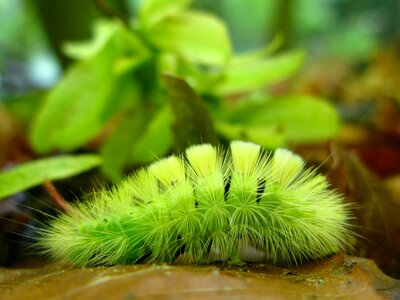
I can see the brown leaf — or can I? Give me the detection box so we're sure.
[163,75,219,152]
[1,255,399,299]
[329,147,400,278]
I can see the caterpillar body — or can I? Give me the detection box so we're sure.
[38,141,354,267]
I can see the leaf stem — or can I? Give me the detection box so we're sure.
[43,179,71,213]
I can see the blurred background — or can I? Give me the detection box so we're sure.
[1,0,399,98]
[1,0,400,278]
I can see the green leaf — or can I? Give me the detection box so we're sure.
[230,34,284,65]
[145,12,231,66]
[100,107,148,181]
[216,122,286,149]
[158,54,225,94]
[251,96,340,143]
[0,154,101,199]
[30,52,118,152]
[63,19,119,60]
[216,50,304,95]
[163,75,218,151]
[139,0,192,28]
[131,105,174,163]
[30,28,150,153]
[225,95,340,145]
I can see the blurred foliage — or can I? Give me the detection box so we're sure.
[1,0,397,98]
[2,0,398,197]
[0,0,60,96]
[208,0,396,59]
[1,0,342,196]
[1,0,398,200]
[0,154,101,199]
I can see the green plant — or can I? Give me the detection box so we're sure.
[29,0,338,177]
[1,0,340,199]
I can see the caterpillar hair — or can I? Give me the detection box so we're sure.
[37,141,354,267]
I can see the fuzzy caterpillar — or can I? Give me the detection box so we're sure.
[38,141,354,267]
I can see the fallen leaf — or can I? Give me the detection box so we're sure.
[329,147,400,278]
[0,255,398,299]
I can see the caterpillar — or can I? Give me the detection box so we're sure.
[37,141,354,267]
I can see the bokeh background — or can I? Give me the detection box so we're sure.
[1,0,399,98]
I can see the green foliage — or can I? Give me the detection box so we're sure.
[293,0,380,60]
[30,26,150,153]
[215,49,304,95]
[216,95,340,147]
[245,96,340,143]
[0,155,101,199]
[139,0,192,28]
[145,12,231,66]
[100,107,147,181]
[62,20,120,60]
[4,0,342,191]
[130,105,174,164]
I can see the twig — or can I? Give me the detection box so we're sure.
[43,179,71,213]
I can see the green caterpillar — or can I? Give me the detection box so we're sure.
[38,141,354,266]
